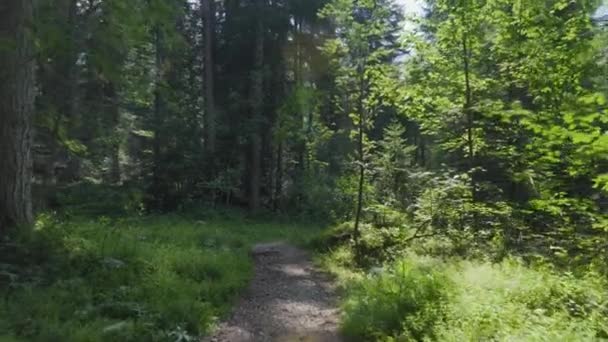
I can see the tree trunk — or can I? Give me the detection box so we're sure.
[105,82,122,184]
[462,36,474,167]
[0,0,36,231]
[274,141,283,211]
[152,26,165,209]
[461,2,476,199]
[353,73,366,253]
[249,2,264,212]
[64,0,82,182]
[462,34,476,198]
[202,0,216,154]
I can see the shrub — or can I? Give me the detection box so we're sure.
[313,221,410,266]
[412,173,515,259]
[311,221,355,251]
[0,211,319,341]
[435,259,608,341]
[341,257,452,341]
[336,254,608,341]
[54,182,145,217]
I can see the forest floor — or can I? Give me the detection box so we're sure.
[206,242,342,342]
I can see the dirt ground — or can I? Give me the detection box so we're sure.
[205,242,342,342]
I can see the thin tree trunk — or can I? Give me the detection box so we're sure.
[419,134,427,167]
[462,36,474,168]
[354,153,364,250]
[249,2,264,211]
[106,82,121,184]
[0,0,35,231]
[461,1,476,198]
[462,34,476,198]
[152,26,165,209]
[64,0,82,181]
[294,17,306,181]
[274,141,283,211]
[353,73,366,253]
[202,0,216,154]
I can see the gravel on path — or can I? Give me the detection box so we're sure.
[205,242,342,342]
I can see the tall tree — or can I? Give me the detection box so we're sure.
[249,0,265,211]
[321,0,402,249]
[202,0,216,154]
[0,0,36,230]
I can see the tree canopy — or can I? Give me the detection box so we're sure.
[0,0,607,339]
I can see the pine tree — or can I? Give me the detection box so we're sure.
[321,0,402,251]
[0,0,36,230]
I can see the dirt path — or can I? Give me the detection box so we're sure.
[206,242,342,342]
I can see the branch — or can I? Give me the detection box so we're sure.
[403,221,439,244]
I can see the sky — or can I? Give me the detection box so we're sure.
[395,0,425,16]
[594,4,608,19]
[395,0,608,20]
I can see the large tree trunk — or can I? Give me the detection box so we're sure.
[202,0,216,154]
[0,0,36,231]
[249,2,264,212]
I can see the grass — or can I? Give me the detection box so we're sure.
[0,209,323,341]
[319,243,608,341]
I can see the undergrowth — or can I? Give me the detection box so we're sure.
[318,225,608,341]
[0,208,321,341]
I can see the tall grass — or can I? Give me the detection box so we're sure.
[322,248,608,341]
[0,211,322,341]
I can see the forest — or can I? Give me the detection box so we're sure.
[1,0,608,341]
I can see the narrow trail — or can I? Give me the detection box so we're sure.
[206,242,342,342]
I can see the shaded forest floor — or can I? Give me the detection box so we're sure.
[0,207,325,342]
[207,242,341,342]
[2,182,606,341]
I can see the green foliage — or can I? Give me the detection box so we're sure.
[323,247,608,341]
[0,211,322,341]
[313,221,406,266]
[342,257,452,341]
[412,173,515,258]
[54,182,145,217]
[372,122,421,211]
[16,0,608,339]
[399,0,608,271]
[434,259,608,341]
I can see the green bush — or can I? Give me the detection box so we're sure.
[54,182,145,217]
[0,211,320,341]
[313,221,410,266]
[435,259,608,341]
[357,224,409,266]
[342,257,452,341]
[334,253,608,341]
[412,173,515,259]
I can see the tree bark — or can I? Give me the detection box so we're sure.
[152,26,165,209]
[462,37,474,169]
[0,0,36,231]
[461,1,476,198]
[353,72,366,253]
[294,16,306,179]
[274,141,283,211]
[64,0,82,182]
[105,82,121,184]
[249,1,264,212]
[202,0,216,154]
